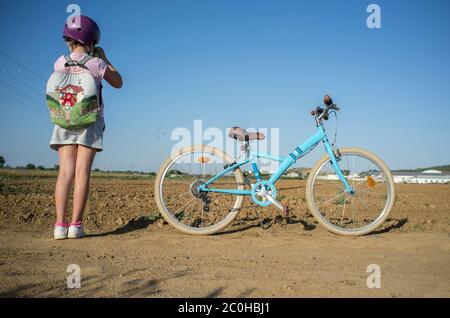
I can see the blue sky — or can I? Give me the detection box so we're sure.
[0,0,449,171]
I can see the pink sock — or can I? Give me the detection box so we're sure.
[55,222,69,227]
[70,221,83,227]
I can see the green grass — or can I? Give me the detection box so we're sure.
[0,176,24,194]
[147,214,162,222]
[335,193,347,205]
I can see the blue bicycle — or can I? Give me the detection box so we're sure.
[155,95,395,235]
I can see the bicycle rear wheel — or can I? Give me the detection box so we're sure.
[306,148,395,236]
[154,145,245,235]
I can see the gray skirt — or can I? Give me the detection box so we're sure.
[50,117,105,152]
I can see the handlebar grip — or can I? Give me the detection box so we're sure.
[311,107,324,116]
[324,95,333,107]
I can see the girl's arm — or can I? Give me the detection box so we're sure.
[94,47,123,89]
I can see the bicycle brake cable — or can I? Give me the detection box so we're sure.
[330,110,338,147]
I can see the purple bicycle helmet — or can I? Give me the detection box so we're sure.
[63,15,101,45]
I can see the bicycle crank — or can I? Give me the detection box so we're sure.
[265,194,290,217]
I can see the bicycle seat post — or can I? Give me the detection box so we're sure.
[241,140,251,160]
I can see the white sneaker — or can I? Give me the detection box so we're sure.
[68,224,85,239]
[54,225,68,240]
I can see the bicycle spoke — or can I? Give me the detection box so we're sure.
[351,197,356,227]
[355,182,384,195]
[173,197,196,219]
[340,197,347,227]
[316,190,347,207]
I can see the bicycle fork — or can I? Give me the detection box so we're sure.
[323,138,354,194]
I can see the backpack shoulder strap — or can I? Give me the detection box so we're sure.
[79,55,93,66]
[78,55,92,65]
[64,55,76,67]
[63,55,93,67]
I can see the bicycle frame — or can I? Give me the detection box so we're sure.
[198,124,354,195]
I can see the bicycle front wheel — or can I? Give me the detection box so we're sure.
[154,145,245,235]
[306,147,395,236]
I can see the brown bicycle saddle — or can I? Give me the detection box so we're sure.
[228,127,266,142]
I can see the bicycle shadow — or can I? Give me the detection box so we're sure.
[217,211,408,236]
[370,217,408,235]
[85,215,158,238]
[217,214,317,236]
[83,212,405,238]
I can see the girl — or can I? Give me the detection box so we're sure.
[51,15,122,239]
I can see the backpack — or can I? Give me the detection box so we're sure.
[46,55,101,129]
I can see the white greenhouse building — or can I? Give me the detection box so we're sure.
[392,170,450,184]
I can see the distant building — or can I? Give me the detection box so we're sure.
[285,167,310,179]
[392,170,450,184]
[316,174,339,181]
[297,168,311,178]
[422,170,442,174]
[314,170,449,184]
[393,172,417,184]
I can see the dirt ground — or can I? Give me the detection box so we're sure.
[0,172,449,297]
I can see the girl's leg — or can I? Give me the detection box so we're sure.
[55,145,78,224]
[71,145,97,223]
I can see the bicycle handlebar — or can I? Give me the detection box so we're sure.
[311,95,339,120]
